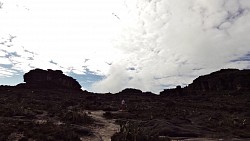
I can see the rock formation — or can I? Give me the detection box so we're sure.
[160,69,250,95]
[17,69,81,90]
[118,88,143,95]
[160,85,183,96]
[188,69,250,92]
[117,88,156,96]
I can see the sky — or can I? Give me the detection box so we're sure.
[0,0,250,93]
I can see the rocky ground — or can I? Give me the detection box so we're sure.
[84,110,119,141]
[0,68,250,141]
[0,86,250,141]
[110,92,250,141]
[0,87,93,141]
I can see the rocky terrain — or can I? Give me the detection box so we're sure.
[0,68,249,141]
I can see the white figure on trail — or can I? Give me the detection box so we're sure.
[120,99,127,111]
[122,99,125,105]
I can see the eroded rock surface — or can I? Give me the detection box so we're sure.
[160,69,250,95]
[188,69,250,91]
[18,69,81,90]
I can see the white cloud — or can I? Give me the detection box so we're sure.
[0,51,6,57]
[0,67,16,77]
[92,0,250,93]
[0,0,250,93]
[0,57,12,64]
[0,0,124,75]
[92,64,130,92]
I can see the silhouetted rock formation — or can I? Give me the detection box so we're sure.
[118,88,143,95]
[160,69,250,96]
[17,69,81,90]
[188,69,250,92]
[117,88,156,96]
[160,85,183,96]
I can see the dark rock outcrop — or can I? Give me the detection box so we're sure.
[17,69,81,90]
[118,88,143,95]
[160,69,250,96]
[160,85,183,96]
[112,119,202,141]
[117,88,156,96]
[188,69,250,92]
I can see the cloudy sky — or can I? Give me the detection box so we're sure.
[0,0,250,93]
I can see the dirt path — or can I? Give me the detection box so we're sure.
[81,110,119,141]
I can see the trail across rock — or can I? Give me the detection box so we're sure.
[81,111,119,141]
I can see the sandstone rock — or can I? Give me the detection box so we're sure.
[18,69,81,90]
[188,69,250,92]
[160,85,183,96]
[118,88,143,95]
[112,119,201,141]
[160,69,250,96]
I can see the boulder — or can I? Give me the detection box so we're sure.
[112,119,201,141]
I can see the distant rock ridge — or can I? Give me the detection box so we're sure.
[188,69,250,91]
[17,69,81,90]
[118,88,142,95]
[117,88,155,96]
[160,69,250,95]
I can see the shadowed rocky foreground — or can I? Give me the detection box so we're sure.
[0,68,250,141]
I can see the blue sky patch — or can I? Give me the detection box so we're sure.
[68,69,105,91]
[231,53,250,62]
[0,71,23,86]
